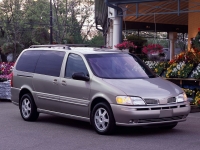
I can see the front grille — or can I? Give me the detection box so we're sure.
[144,99,159,105]
[167,97,176,103]
[136,105,179,111]
[138,115,184,123]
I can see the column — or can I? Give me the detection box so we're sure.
[108,7,122,50]
[109,24,113,48]
[169,32,177,60]
[112,17,121,50]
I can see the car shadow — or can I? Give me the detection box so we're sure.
[37,114,93,131]
[37,114,183,136]
[114,126,182,136]
[0,99,11,102]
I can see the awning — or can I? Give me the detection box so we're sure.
[95,0,200,33]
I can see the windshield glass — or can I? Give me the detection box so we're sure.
[86,53,156,79]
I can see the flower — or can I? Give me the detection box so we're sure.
[0,62,14,81]
[142,44,163,54]
[115,41,136,50]
[191,64,200,79]
[177,63,194,78]
[165,61,185,78]
[195,91,200,106]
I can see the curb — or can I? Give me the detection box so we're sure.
[190,105,200,113]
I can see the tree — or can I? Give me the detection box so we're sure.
[86,32,104,47]
[0,0,26,60]
[0,0,96,61]
[0,0,51,57]
[53,0,95,43]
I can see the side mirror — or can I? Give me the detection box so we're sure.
[72,72,90,81]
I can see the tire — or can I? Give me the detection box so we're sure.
[91,102,116,135]
[159,122,178,130]
[20,93,39,121]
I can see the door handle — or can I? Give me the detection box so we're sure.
[61,80,67,86]
[53,79,58,85]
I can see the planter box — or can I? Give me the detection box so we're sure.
[0,80,11,100]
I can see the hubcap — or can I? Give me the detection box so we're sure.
[21,98,31,118]
[94,108,109,131]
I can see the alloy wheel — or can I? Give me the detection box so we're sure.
[94,108,109,131]
[21,98,31,119]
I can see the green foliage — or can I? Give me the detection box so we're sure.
[126,34,145,41]
[86,33,104,47]
[195,91,200,106]
[0,0,95,57]
[193,31,200,51]
[154,62,168,76]
[177,63,194,78]
[32,27,50,45]
[1,42,24,54]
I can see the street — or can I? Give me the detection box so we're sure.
[1,100,200,150]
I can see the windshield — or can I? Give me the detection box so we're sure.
[86,53,156,79]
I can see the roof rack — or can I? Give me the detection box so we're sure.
[29,44,89,49]
[29,44,72,50]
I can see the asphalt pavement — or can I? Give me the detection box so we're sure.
[1,100,200,150]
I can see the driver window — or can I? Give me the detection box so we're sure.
[65,53,89,78]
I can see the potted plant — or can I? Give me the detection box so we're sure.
[115,41,137,53]
[142,44,163,60]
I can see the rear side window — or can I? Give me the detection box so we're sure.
[16,50,41,72]
[35,51,65,77]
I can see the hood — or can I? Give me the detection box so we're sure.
[103,77,182,99]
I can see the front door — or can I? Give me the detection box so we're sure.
[59,53,90,118]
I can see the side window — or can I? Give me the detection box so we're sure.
[16,50,41,72]
[35,51,65,77]
[65,53,89,78]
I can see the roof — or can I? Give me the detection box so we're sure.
[122,0,189,25]
[95,0,200,33]
[26,45,123,55]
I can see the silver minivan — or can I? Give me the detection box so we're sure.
[11,45,190,135]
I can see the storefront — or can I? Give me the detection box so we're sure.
[95,0,200,58]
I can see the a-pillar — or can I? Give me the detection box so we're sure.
[169,32,177,60]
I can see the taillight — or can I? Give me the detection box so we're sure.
[10,72,13,87]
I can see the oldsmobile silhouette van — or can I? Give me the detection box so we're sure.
[11,45,190,135]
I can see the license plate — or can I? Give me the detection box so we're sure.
[159,109,173,117]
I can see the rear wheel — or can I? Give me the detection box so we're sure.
[91,102,116,135]
[159,122,178,129]
[20,93,39,121]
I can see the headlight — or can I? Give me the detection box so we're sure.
[116,96,145,105]
[176,93,187,102]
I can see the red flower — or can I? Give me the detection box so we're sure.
[198,100,200,105]
[115,41,136,50]
[142,44,163,54]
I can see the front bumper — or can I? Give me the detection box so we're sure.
[111,102,190,126]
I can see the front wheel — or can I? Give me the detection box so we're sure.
[91,102,116,135]
[20,93,39,121]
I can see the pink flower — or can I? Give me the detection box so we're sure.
[142,44,163,54]
[115,41,136,50]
